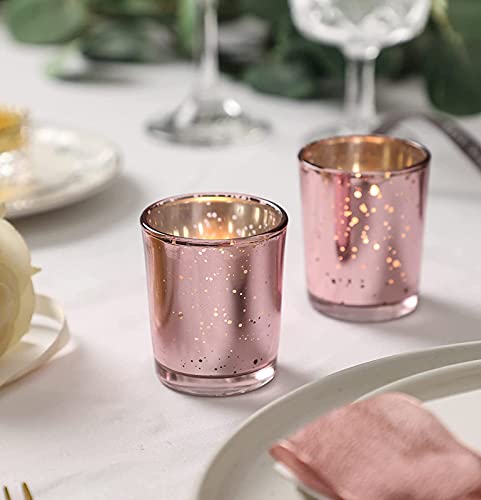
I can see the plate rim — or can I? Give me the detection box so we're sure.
[5,123,122,219]
[194,340,481,500]
[364,358,481,401]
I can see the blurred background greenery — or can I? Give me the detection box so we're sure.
[2,0,481,116]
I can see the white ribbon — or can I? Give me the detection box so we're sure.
[0,294,70,388]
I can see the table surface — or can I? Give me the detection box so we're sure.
[2,27,481,500]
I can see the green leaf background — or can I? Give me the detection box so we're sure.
[4,0,481,115]
[6,0,88,43]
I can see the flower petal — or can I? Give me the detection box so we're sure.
[0,263,20,356]
[8,280,35,348]
[0,218,34,289]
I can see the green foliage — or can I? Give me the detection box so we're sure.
[81,18,173,63]
[4,0,481,115]
[424,0,481,115]
[244,60,323,99]
[6,0,88,44]
[239,0,289,26]
[89,0,176,19]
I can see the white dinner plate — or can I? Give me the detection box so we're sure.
[195,341,481,500]
[3,124,121,219]
[365,359,481,451]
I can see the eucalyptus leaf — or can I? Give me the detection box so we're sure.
[243,60,323,99]
[397,30,433,78]
[377,45,406,79]
[424,34,481,115]
[446,0,480,39]
[218,0,243,20]
[282,32,344,79]
[239,0,289,27]
[89,0,176,20]
[425,0,481,115]
[81,18,173,62]
[239,12,343,99]
[6,0,88,44]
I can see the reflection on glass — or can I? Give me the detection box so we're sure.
[147,0,269,147]
[289,0,431,136]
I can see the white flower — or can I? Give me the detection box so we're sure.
[0,205,37,357]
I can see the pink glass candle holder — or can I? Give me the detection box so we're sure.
[299,135,430,322]
[141,193,288,396]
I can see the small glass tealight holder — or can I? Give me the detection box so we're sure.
[299,135,430,322]
[141,193,288,396]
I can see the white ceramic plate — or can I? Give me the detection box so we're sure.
[195,342,481,500]
[365,359,481,451]
[3,124,121,219]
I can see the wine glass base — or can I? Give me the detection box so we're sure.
[147,95,270,147]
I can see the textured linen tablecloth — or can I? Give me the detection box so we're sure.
[1,27,481,500]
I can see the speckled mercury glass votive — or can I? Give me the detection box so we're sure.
[141,193,288,396]
[299,135,430,322]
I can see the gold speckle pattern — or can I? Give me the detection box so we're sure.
[299,135,430,317]
[141,193,288,382]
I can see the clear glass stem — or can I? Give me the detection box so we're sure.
[343,55,378,132]
[196,0,220,97]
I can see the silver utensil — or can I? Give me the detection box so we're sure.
[375,111,481,174]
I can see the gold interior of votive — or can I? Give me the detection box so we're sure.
[0,106,28,153]
[300,135,430,174]
[142,195,287,242]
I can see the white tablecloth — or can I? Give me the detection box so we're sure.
[2,27,481,500]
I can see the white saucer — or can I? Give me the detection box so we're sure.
[3,124,121,219]
[195,342,481,500]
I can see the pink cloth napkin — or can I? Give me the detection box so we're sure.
[270,392,481,500]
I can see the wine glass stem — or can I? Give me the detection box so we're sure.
[343,56,377,132]
[196,0,220,97]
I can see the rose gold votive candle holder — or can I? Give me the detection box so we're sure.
[141,193,288,396]
[299,135,430,322]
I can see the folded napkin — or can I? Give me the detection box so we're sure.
[270,392,481,500]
